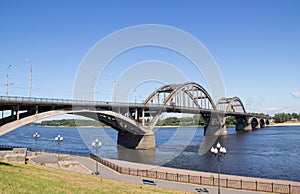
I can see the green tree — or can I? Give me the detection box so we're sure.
[225,116,236,126]
[291,112,298,119]
[193,115,205,126]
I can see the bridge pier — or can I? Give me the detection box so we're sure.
[236,122,252,131]
[236,116,252,131]
[203,114,227,136]
[255,120,261,129]
[236,116,269,131]
[117,132,156,150]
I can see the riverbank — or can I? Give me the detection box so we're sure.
[106,158,300,186]
[269,121,300,127]
[30,152,300,193]
[3,150,299,193]
[3,125,299,183]
[0,158,182,194]
[26,152,277,193]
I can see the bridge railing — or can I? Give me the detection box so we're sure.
[0,95,204,110]
[0,96,109,106]
[91,154,300,194]
[0,96,268,119]
[0,95,160,107]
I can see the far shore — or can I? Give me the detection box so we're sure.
[269,121,300,127]
[31,125,107,128]
[30,122,300,128]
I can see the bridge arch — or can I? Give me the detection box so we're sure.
[259,118,266,128]
[144,82,216,110]
[216,97,246,113]
[0,109,149,137]
[250,117,259,129]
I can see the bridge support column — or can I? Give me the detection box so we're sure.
[142,109,145,127]
[261,119,267,128]
[16,105,20,120]
[236,117,252,131]
[220,117,227,135]
[203,114,227,136]
[254,118,261,129]
[135,109,138,121]
[117,132,156,150]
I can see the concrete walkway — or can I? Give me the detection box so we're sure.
[78,157,266,193]
[29,152,265,194]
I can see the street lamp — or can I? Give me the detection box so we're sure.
[6,64,12,96]
[33,132,40,155]
[110,73,117,102]
[55,134,63,161]
[92,138,102,175]
[211,142,227,194]
[26,59,33,98]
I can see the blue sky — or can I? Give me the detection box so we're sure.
[1,0,300,115]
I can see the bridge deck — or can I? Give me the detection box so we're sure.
[0,96,263,118]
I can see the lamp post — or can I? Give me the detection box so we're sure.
[92,138,102,175]
[110,73,117,102]
[26,59,32,98]
[211,142,227,194]
[55,134,63,161]
[6,64,12,96]
[33,132,40,155]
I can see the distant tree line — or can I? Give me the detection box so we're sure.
[225,116,236,126]
[33,119,106,127]
[32,112,300,127]
[156,115,205,126]
[273,113,300,123]
[249,112,270,118]
[156,115,238,127]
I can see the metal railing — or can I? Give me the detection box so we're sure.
[0,95,169,108]
[91,154,300,194]
[0,95,128,106]
[0,96,267,119]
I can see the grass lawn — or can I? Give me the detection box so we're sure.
[0,160,186,194]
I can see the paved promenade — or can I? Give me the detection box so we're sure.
[107,158,300,186]
[28,152,268,194]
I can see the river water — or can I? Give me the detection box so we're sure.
[0,125,299,182]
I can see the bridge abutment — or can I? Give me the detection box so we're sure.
[117,132,156,150]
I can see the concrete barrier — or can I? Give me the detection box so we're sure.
[58,161,80,168]
[4,148,27,164]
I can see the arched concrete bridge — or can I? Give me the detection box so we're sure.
[216,97,269,131]
[0,82,269,150]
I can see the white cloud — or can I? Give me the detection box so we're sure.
[261,107,283,112]
[292,91,300,98]
[257,107,283,116]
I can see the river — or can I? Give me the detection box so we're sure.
[0,125,299,182]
